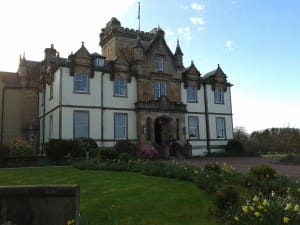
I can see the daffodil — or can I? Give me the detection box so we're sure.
[258,204,264,210]
[294,204,299,211]
[254,211,261,217]
[252,196,259,202]
[234,216,239,222]
[283,216,290,224]
[242,205,249,214]
[285,203,292,210]
[263,199,269,207]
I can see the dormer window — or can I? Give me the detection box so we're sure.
[214,87,224,104]
[156,56,164,72]
[94,57,104,68]
[187,87,197,102]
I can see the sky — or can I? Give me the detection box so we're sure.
[0,0,299,134]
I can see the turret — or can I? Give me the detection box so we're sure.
[174,40,184,70]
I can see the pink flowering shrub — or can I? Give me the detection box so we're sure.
[140,145,158,160]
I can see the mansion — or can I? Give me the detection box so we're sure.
[0,17,233,156]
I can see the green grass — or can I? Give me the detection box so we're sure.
[0,166,220,225]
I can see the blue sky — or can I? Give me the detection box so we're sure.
[0,0,299,133]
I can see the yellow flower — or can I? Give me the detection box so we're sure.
[242,205,249,214]
[294,204,299,211]
[234,216,239,222]
[249,206,255,211]
[252,196,259,202]
[285,203,292,210]
[71,219,75,224]
[194,170,198,174]
[258,204,264,210]
[263,199,269,207]
[283,216,290,224]
[254,211,261,217]
[67,220,72,225]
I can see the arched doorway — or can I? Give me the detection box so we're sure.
[154,116,173,146]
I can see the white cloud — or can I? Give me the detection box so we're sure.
[165,28,174,36]
[190,17,205,25]
[226,40,235,52]
[178,27,192,41]
[191,2,205,11]
[180,5,189,10]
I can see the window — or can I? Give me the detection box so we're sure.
[154,81,166,99]
[187,87,197,102]
[214,88,224,104]
[114,113,127,139]
[156,56,164,72]
[49,115,53,139]
[74,111,89,138]
[49,83,53,99]
[114,78,127,96]
[216,117,226,139]
[74,73,89,93]
[94,58,104,67]
[188,116,199,139]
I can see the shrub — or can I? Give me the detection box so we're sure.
[245,164,278,194]
[0,143,10,161]
[99,147,118,161]
[118,152,132,162]
[10,138,32,162]
[203,162,221,174]
[248,164,277,180]
[114,140,138,158]
[45,139,72,164]
[71,138,98,159]
[215,185,240,212]
[225,139,245,154]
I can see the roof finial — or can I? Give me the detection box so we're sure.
[138,1,141,32]
[81,41,84,47]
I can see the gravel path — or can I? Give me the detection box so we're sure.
[180,157,300,179]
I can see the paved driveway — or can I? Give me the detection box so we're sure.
[182,157,300,179]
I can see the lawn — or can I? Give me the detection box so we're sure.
[0,166,220,225]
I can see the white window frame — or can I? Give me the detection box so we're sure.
[216,117,226,139]
[74,111,89,138]
[214,87,224,104]
[154,81,167,99]
[114,113,128,140]
[94,58,104,67]
[114,78,127,97]
[74,73,89,93]
[188,116,199,139]
[156,56,164,72]
[187,87,197,102]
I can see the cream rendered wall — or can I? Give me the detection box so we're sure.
[45,69,60,113]
[102,110,137,147]
[206,85,232,114]
[102,74,137,108]
[61,107,101,140]
[181,83,206,113]
[43,109,60,143]
[61,68,101,107]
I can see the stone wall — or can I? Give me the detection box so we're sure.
[0,185,80,225]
